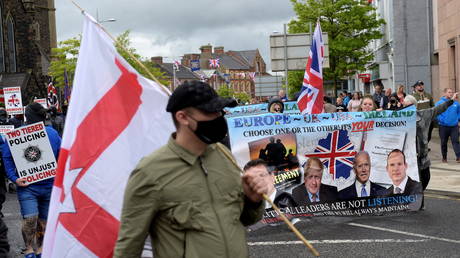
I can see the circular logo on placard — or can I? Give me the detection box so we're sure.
[24,146,42,162]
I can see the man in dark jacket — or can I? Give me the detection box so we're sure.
[339,151,385,200]
[384,149,422,196]
[412,80,435,142]
[48,106,65,137]
[372,83,388,109]
[403,93,457,190]
[292,157,337,205]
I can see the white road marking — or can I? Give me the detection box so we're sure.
[349,222,460,244]
[247,239,428,246]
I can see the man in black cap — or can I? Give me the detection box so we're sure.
[115,80,269,258]
[413,81,434,110]
[413,80,435,142]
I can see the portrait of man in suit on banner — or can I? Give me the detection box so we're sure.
[292,157,338,205]
[384,149,422,196]
[338,151,386,200]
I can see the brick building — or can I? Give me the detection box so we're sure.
[432,0,460,100]
[181,44,268,98]
[0,0,56,106]
[150,56,199,90]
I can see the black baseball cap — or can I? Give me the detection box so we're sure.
[413,80,424,87]
[166,80,237,113]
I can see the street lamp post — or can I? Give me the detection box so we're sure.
[99,18,116,23]
[96,9,116,24]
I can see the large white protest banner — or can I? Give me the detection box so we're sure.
[5,121,57,184]
[3,86,23,115]
[227,107,422,223]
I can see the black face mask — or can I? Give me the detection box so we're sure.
[188,115,228,144]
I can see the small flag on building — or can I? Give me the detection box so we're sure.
[209,58,220,68]
[248,72,256,81]
[190,60,200,71]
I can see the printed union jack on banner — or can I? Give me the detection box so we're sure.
[297,21,324,114]
[209,58,220,68]
[305,130,357,180]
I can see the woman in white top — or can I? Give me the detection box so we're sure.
[347,92,362,112]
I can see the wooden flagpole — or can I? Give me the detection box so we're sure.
[69,1,319,256]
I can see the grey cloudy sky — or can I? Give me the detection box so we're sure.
[55,0,296,69]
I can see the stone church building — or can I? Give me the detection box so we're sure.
[0,0,56,106]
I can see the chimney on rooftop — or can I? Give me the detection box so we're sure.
[200,44,212,55]
[214,46,224,55]
[150,56,163,64]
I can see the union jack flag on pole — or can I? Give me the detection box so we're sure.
[297,21,324,114]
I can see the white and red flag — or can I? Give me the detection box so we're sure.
[297,21,324,114]
[43,13,174,257]
[173,60,181,71]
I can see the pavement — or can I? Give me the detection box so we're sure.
[426,127,460,194]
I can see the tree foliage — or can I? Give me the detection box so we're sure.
[48,37,80,87]
[216,85,250,105]
[286,70,304,99]
[48,31,168,89]
[234,92,250,104]
[216,84,234,98]
[288,0,385,95]
[115,31,168,85]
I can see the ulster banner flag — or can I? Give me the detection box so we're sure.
[42,13,174,257]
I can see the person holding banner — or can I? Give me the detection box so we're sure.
[292,157,338,205]
[243,159,295,209]
[338,151,385,199]
[1,102,61,258]
[115,81,267,258]
[403,93,457,192]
